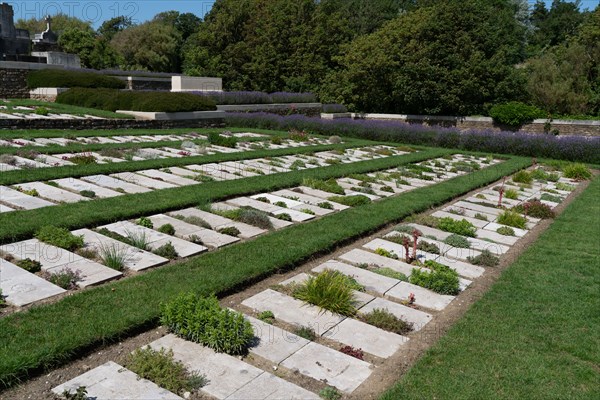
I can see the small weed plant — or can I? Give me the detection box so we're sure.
[468,250,500,267]
[361,308,413,334]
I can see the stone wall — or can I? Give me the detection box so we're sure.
[219,103,322,117]
[0,118,225,130]
[0,67,29,98]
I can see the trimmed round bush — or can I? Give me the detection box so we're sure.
[160,293,254,355]
[57,88,217,113]
[489,102,545,127]
[27,69,126,89]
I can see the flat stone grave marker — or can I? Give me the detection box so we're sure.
[53,178,122,198]
[15,182,88,204]
[272,189,349,211]
[474,228,520,245]
[147,214,239,248]
[136,169,198,186]
[312,260,399,295]
[484,222,528,237]
[280,273,374,308]
[0,259,65,306]
[386,281,455,311]
[111,172,178,190]
[73,229,169,271]
[338,248,415,276]
[83,175,152,194]
[431,211,490,228]
[359,297,432,332]
[244,315,310,364]
[0,186,56,210]
[52,361,182,400]
[168,208,265,239]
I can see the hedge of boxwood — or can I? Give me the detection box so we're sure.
[27,69,126,89]
[57,88,218,113]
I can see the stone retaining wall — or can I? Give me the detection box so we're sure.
[0,67,29,98]
[0,118,225,130]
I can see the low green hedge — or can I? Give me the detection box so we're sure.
[489,102,546,127]
[56,88,218,113]
[27,69,126,89]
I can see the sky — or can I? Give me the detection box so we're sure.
[5,0,599,28]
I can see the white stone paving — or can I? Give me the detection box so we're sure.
[148,214,239,248]
[386,281,455,311]
[82,175,152,194]
[0,185,55,210]
[0,259,65,306]
[15,182,88,204]
[169,208,266,239]
[52,178,123,198]
[111,172,178,190]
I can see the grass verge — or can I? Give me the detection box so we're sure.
[0,156,530,388]
[380,176,600,400]
[0,149,441,243]
[0,99,133,119]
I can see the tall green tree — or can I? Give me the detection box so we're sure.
[98,16,134,41]
[15,14,91,35]
[58,27,118,69]
[528,0,587,54]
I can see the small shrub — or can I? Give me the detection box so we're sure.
[275,213,292,221]
[274,201,288,208]
[531,168,560,182]
[468,249,500,267]
[317,202,334,210]
[42,267,82,290]
[302,178,345,195]
[79,190,96,198]
[512,170,533,184]
[208,132,237,148]
[556,182,575,191]
[319,386,342,400]
[256,197,270,203]
[438,218,477,237]
[35,226,84,251]
[35,107,49,116]
[361,308,413,335]
[329,135,343,143]
[489,102,544,127]
[175,215,211,229]
[62,386,88,400]
[514,200,555,219]
[410,261,460,295]
[339,345,364,360]
[373,267,408,281]
[28,69,125,89]
[153,242,179,259]
[497,210,527,229]
[293,270,359,316]
[288,129,310,142]
[417,240,440,254]
[98,243,128,271]
[137,217,153,228]
[375,248,399,260]
[294,326,316,341]
[504,188,519,200]
[16,258,42,273]
[161,293,254,355]
[380,185,395,193]
[217,226,241,237]
[562,163,592,180]
[322,104,348,113]
[540,193,562,203]
[444,234,471,249]
[257,310,275,324]
[158,223,176,236]
[327,195,371,207]
[300,208,316,215]
[67,154,97,165]
[497,226,516,236]
[126,347,206,395]
[474,213,489,221]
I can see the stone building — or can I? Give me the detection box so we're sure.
[0,3,30,56]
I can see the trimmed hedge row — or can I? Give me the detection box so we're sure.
[225,113,600,164]
[27,69,126,89]
[57,88,218,113]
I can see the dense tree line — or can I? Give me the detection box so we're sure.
[16,0,599,116]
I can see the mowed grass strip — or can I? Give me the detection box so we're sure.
[381,176,600,400]
[0,157,530,388]
[0,149,442,243]
[0,138,374,186]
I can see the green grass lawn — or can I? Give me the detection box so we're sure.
[381,175,600,400]
[0,157,530,389]
[2,99,134,119]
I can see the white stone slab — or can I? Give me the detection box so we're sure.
[250,193,304,209]
[431,211,489,228]
[53,178,123,198]
[44,258,123,288]
[281,342,373,394]
[82,175,152,194]
[0,259,65,306]
[475,228,520,245]
[0,185,55,210]
[1,239,82,269]
[386,281,455,311]
[111,172,178,190]
[280,273,374,308]
[443,206,497,223]
[242,289,344,336]
[312,260,399,295]
[226,197,282,213]
[244,315,310,365]
[359,297,432,331]
[339,249,415,276]
[453,200,503,216]
[148,214,239,248]
[15,182,88,203]
[0,204,14,213]
[73,229,169,272]
[101,221,207,258]
[136,169,198,186]
[226,371,320,400]
[169,208,266,239]
[484,222,528,237]
[147,334,262,400]
[324,317,408,358]
[52,361,182,400]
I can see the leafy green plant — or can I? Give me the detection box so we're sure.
[302,178,345,195]
[293,326,316,341]
[474,213,489,221]
[444,234,471,249]
[275,213,292,221]
[327,195,371,207]
[555,182,575,191]
[373,268,408,281]
[361,308,413,334]
[504,188,519,200]
[256,197,270,203]
[562,163,592,180]
[270,136,283,145]
[496,226,516,236]
[512,170,533,184]
[42,268,82,290]
[257,310,275,324]
[158,224,176,236]
[153,242,179,260]
[339,345,364,360]
[293,270,359,316]
[410,261,460,295]
[319,386,342,400]
[375,248,399,260]
[540,193,562,203]
[16,258,42,273]
[300,208,316,215]
[98,243,128,271]
[531,168,560,182]
[438,218,477,237]
[218,227,241,237]
[497,210,527,229]
[160,293,254,355]
[62,386,88,400]
[79,190,96,199]
[137,217,153,229]
[489,102,544,127]
[468,250,500,267]
[417,240,440,254]
[126,347,207,395]
[35,226,84,251]
[217,207,274,230]
[513,200,555,219]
